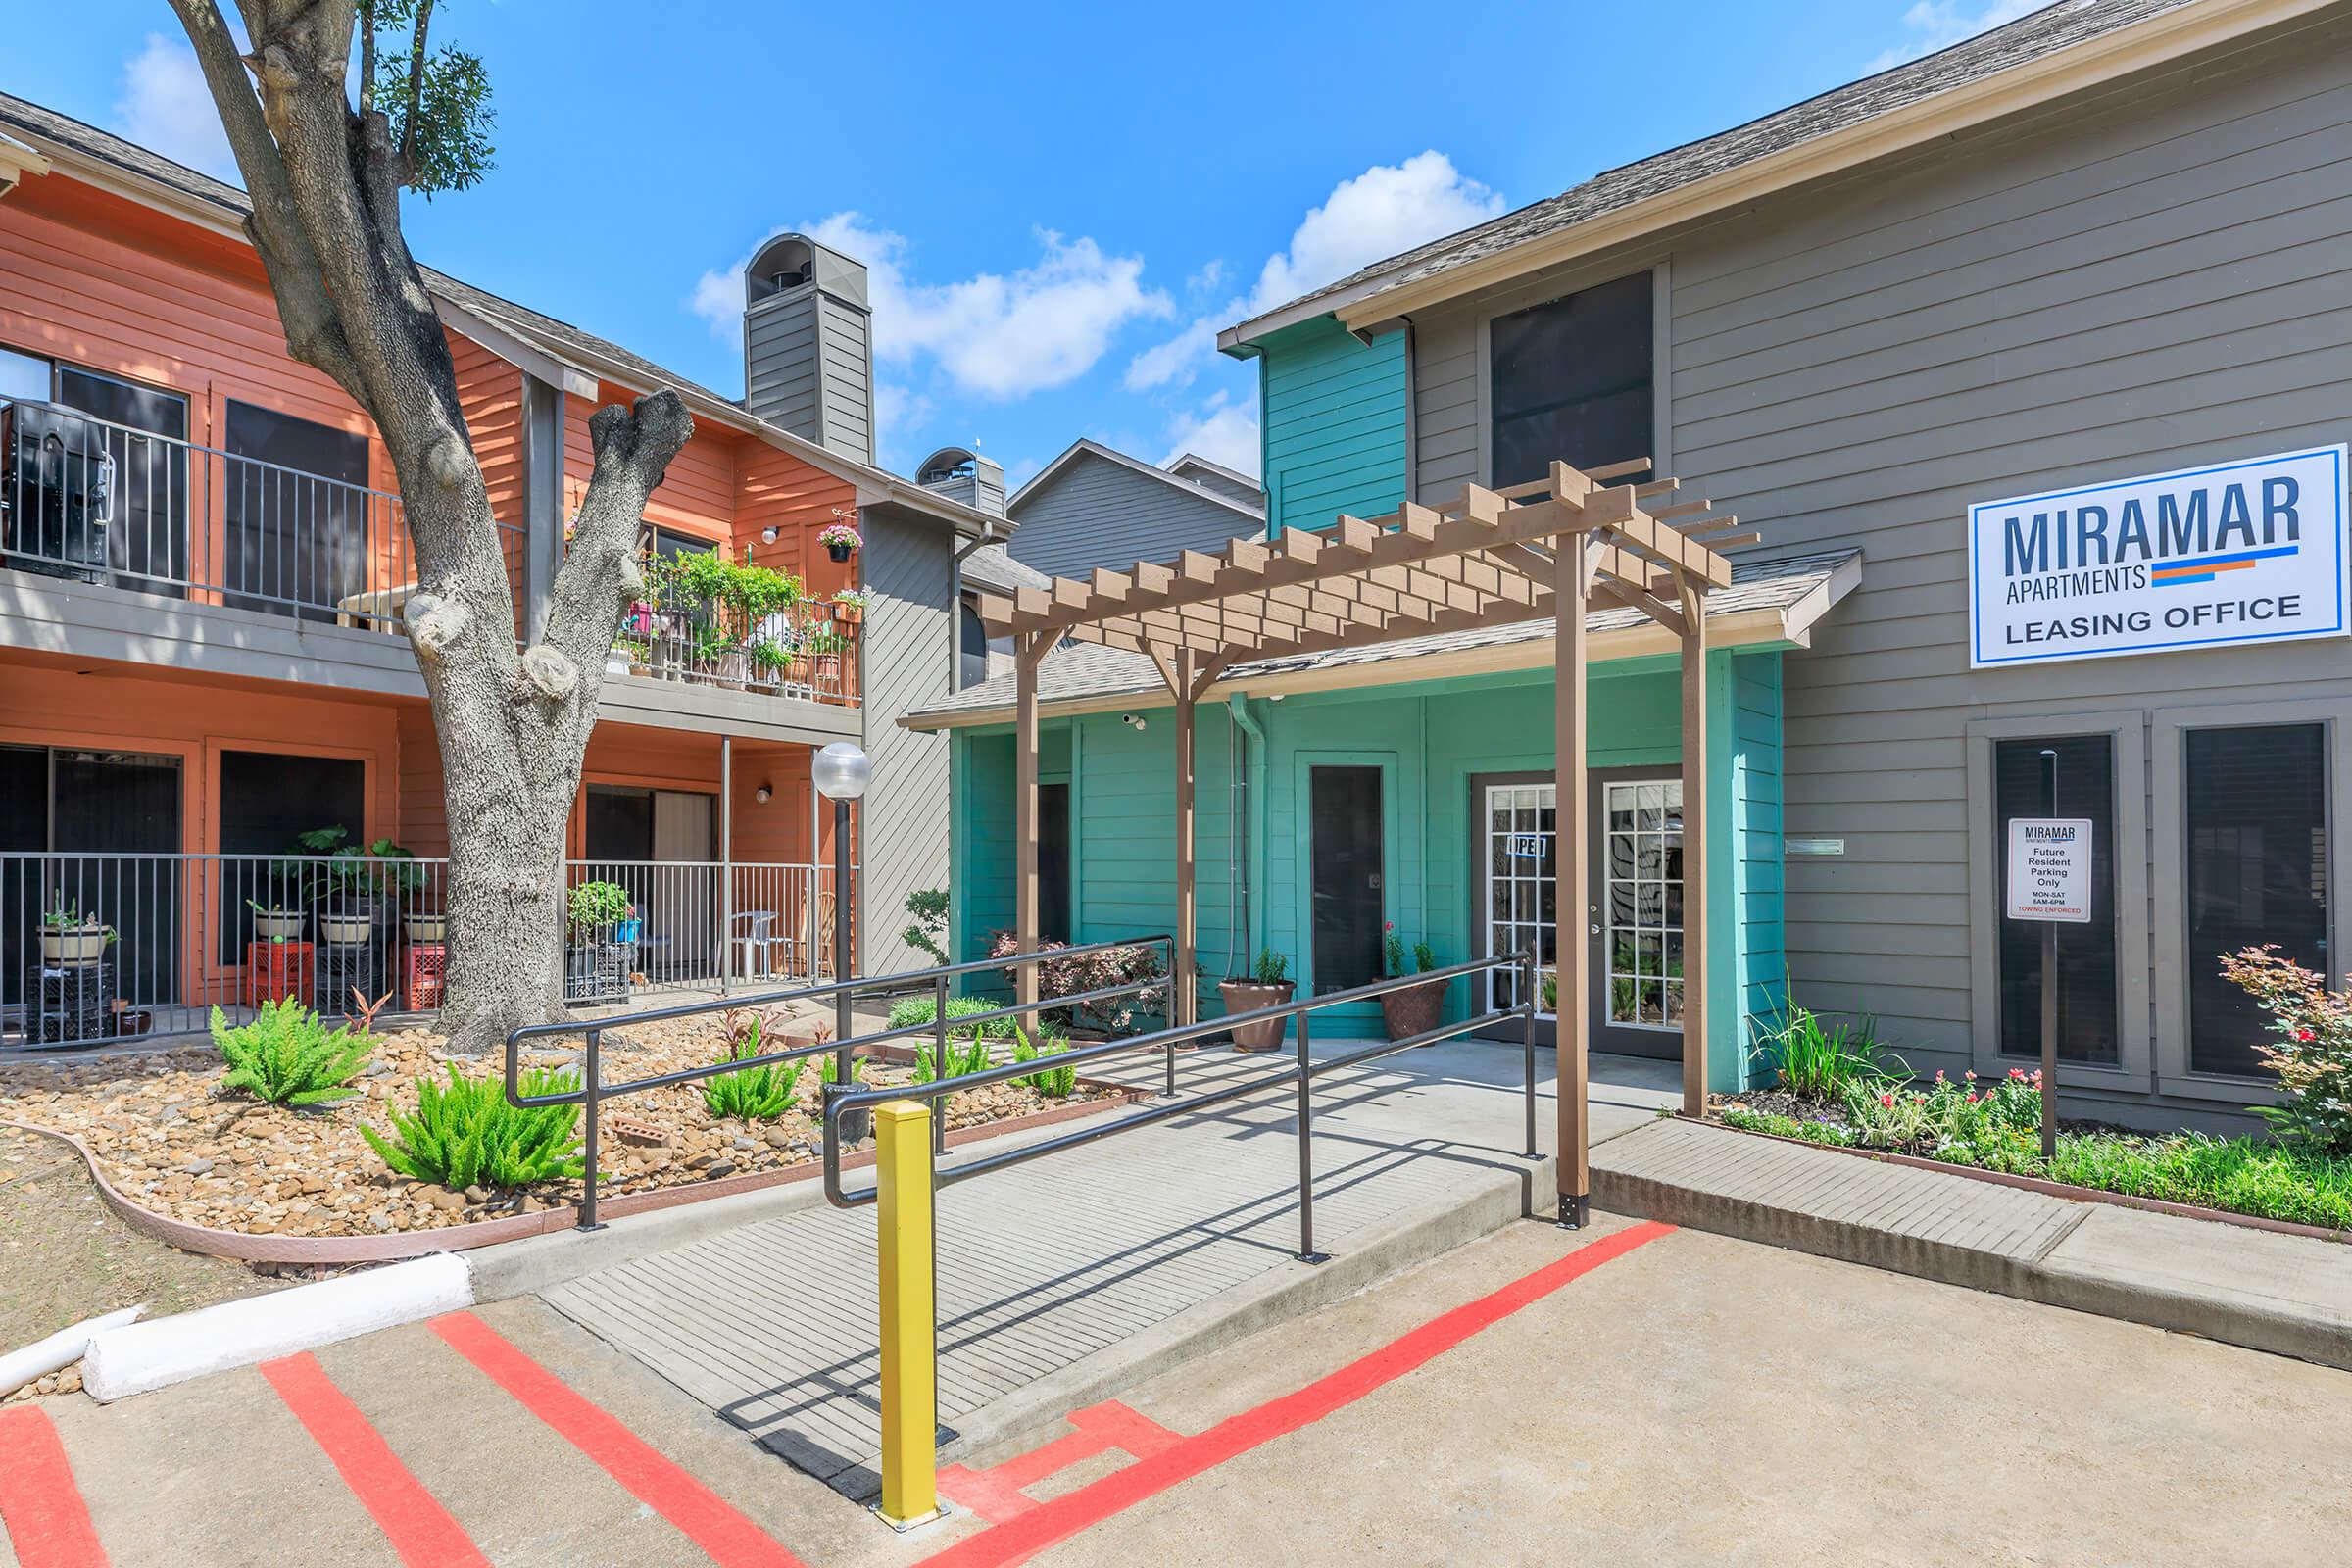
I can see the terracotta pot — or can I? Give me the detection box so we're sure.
[1218,980,1295,1051]
[1378,976,1446,1042]
[833,605,863,625]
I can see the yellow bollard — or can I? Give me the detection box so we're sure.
[874,1100,940,1527]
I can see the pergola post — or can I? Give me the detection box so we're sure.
[1678,573,1708,1117]
[1014,632,1043,1010]
[1170,650,1199,1030]
[1553,533,1592,1229]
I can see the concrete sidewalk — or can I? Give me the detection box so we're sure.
[529,1037,1657,1496]
[1595,1114,2352,1369]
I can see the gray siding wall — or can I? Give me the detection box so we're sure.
[1408,19,2352,1121]
[746,286,873,466]
[860,509,954,974]
[1007,453,1260,577]
[1180,467,1263,508]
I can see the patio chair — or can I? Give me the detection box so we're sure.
[730,910,797,981]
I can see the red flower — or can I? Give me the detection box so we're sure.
[1880,1093,1895,1108]
[2294,1028,2317,1043]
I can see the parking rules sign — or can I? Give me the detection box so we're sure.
[1969,445,2349,667]
[2006,818,2093,923]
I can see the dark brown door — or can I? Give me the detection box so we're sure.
[1309,766,1383,995]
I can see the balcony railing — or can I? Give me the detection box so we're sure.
[613,600,862,708]
[0,852,848,1048]
[0,397,525,635]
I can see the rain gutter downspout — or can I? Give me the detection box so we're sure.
[1228,695,1268,973]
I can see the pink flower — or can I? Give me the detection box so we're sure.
[1965,1070,1977,1082]
[1967,1091,1979,1102]
[1935,1070,1946,1082]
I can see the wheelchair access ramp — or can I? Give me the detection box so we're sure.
[535,1042,1663,1497]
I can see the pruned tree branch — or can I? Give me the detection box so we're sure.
[538,391,695,682]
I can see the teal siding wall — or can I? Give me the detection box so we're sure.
[1256,317,1408,537]
[949,651,1784,1072]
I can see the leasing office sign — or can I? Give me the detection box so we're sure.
[1969,445,2349,667]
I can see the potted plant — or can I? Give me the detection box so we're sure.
[608,637,648,677]
[692,623,744,688]
[565,879,634,1003]
[1378,924,1446,1042]
[829,588,869,625]
[746,636,790,694]
[37,896,115,968]
[1219,949,1295,1052]
[807,626,849,688]
[817,519,861,564]
[403,907,447,943]
[246,899,306,942]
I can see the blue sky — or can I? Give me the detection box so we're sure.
[1,0,2038,489]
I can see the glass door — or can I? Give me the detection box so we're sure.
[1480,782,1557,1030]
[1309,766,1385,994]
[1593,777,1685,1058]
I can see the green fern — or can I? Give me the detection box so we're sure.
[1010,1021,1076,1098]
[211,999,371,1106]
[360,1065,583,1190]
[702,1038,804,1121]
[817,1052,866,1088]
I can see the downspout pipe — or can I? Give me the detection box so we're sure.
[1228,695,1268,974]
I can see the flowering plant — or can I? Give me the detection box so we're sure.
[817,522,862,551]
[2219,946,2352,1155]
[987,931,1166,1032]
[830,588,872,612]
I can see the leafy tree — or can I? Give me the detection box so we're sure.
[169,0,693,1050]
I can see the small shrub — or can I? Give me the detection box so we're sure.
[1748,996,1898,1102]
[902,888,951,966]
[886,994,1013,1041]
[360,1065,583,1189]
[1250,949,1290,986]
[817,1051,866,1089]
[985,932,1165,1032]
[701,1010,803,1121]
[2219,946,2352,1156]
[212,999,371,1106]
[1010,1021,1076,1098]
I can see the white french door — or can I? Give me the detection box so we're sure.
[1481,782,1557,1017]
[1599,778,1686,1038]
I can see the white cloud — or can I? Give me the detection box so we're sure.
[115,33,241,184]
[1126,150,1503,394]
[1866,0,2045,72]
[691,215,1172,401]
[1160,392,1260,479]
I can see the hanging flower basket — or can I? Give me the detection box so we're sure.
[817,521,861,564]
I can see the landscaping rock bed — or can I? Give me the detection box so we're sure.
[0,1013,1112,1242]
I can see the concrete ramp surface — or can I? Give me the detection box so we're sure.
[535,1043,1671,1494]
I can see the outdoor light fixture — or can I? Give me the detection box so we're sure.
[1120,712,1147,731]
[812,741,871,801]
[760,525,780,545]
[754,783,772,804]
[813,740,870,1139]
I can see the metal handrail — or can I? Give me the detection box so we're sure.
[820,947,1543,1263]
[501,933,1175,1228]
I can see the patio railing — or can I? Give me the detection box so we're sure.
[615,599,862,708]
[0,396,527,635]
[0,851,844,1048]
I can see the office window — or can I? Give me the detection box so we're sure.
[2186,723,2329,1077]
[1490,270,1653,490]
[1994,735,2119,1064]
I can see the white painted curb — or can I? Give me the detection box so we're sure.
[0,1304,146,1395]
[82,1252,473,1402]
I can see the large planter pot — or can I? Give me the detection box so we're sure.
[1218,980,1295,1051]
[813,654,842,688]
[403,911,447,943]
[39,924,110,968]
[714,648,748,690]
[250,909,305,943]
[1378,977,1446,1042]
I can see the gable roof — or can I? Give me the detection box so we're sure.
[958,542,1050,598]
[902,549,1861,729]
[1165,451,1263,497]
[1223,0,2316,346]
[0,89,999,537]
[1009,438,1266,524]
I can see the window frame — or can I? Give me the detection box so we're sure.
[1473,259,1672,492]
[1965,710,2149,1091]
[2151,697,2352,1102]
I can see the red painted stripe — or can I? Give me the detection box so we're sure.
[1065,1400,1179,1460]
[431,1311,807,1568]
[938,1399,1183,1524]
[920,1221,1674,1568]
[259,1353,490,1568]
[0,1404,109,1568]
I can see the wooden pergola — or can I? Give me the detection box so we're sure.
[974,457,1754,1224]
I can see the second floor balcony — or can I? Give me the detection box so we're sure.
[0,396,861,713]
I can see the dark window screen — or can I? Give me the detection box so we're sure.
[223,401,368,621]
[1310,766,1385,995]
[1491,270,1653,490]
[1995,736,2119,1065]
[56,367,188,594]
[2186,723,2329,1078]
[217,750,366,960]
[1039,782,1071,943]
[585,785,655,862]
[959,602,990,689]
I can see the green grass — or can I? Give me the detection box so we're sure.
[1720,1104,2352,1231]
